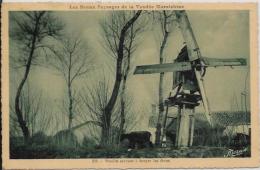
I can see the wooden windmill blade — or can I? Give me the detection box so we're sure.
[202,57,247,67]
[175,10,201,61]
[134,62,192,74]
[194,70,213,126]
[175,10,213,126]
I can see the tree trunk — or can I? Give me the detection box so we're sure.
[118,24,134,143]
[119,93,126,141]
[68,83,73,130]
[118,60,129,144]
[155,14,169,146]
[101,128,110,146]
[101,11,142,146]
[100,113,111,146]
[155,72,164,146]
[14,24,38,143]
[67,51,73,131]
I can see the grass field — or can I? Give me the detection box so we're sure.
[10,143,250,159]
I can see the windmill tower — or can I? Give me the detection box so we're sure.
[134,10,247,147]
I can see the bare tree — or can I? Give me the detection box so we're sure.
[10,11,63,142]
[117,14,145,141]
[99,11,142,146]
[78,73,137,146]
[153,11,176,146]
[48,34,92,131]
[10,83,53,138]
[79,76,111,144]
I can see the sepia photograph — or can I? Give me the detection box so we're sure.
[1,2,259,169]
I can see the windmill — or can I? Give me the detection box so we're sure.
[134,10,247,147]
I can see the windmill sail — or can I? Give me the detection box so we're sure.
[202,57,247,67]
[194,71,213,125]
[175,11,201,61]
[134,62,192,74]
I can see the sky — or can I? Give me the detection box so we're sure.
[9,10,250,135]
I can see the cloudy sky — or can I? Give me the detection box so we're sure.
[10,10,250,133]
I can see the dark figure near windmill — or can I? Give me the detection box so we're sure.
[120,131,153,149]
[231,133,250,150]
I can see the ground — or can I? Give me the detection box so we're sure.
[10,144,250,159]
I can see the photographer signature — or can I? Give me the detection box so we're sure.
[224,148,248,157]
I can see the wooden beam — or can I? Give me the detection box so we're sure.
[175,107,181,147]
[134,62,192,74]
[175,11,201,61]
[177,105,192,147]
[194,70,212,125]
[161,102,169,143]
[202,57,247,67]
[189,111,195,147]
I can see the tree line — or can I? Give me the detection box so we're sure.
[10,11,178,147]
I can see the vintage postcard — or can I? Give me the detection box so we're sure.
[1,2,259,169]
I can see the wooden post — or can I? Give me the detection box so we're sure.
[189,109,195,147]
[161,102,169,143]
[175,106,181,147]
[177,105,191,147]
